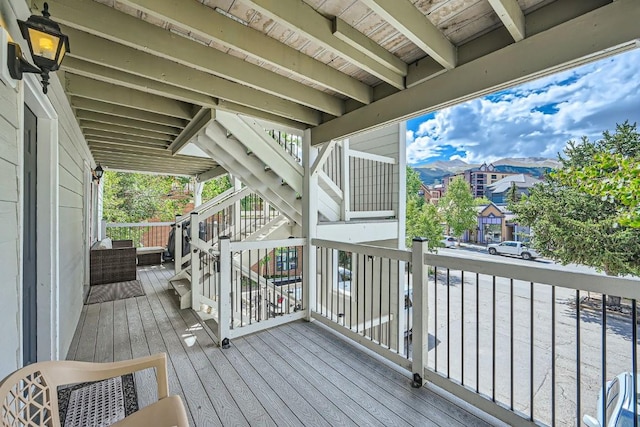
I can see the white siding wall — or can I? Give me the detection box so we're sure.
[0,51,22,378]
[0,0,94,378]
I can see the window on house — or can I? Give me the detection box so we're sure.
[276,248,298,271]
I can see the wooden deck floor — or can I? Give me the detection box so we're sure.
[68,264,495,427]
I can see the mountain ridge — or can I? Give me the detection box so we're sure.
[413,157,559,185]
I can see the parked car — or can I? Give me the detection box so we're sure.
[441,236,456,248]
[584,372,639,427]
[487,240,539,260]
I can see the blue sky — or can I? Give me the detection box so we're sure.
[405,48,640,166]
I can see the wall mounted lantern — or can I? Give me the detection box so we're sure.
[7,2,70,93]
[92,164,104,183]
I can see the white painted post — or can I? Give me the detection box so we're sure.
[194,180,204,208]
[411,237,428,388]
[303,129,318,321]
[233,177,242,237]
[218,236,231,348]
[100,220,106,241]
[341,139,350,221]
[190,212,201,310]
[174,214,183,276]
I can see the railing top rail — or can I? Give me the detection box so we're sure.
[230,237,306,252]
[312,238,412,262]
[176,187,253,223]
[106,222,174,227]
[347,148,396,165]
[424,251,640,300]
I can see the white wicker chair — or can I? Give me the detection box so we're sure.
[0,353,188,426]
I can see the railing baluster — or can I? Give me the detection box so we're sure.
[447,268,450,378]
[601,293,607,427]
[462,270,465,385]
[510,278,514,410]
[633,299,638,427]
[551,285,556,427]
[492,275,496,401]
[530,282,534,420]
[435,266,438,372]
[476,272,480,393]
[576,289,581,425]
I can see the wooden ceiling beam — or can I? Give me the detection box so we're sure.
[80,121,174,141]
[311,0,640,144]
[83,129,171,146]
[61,27,323,124]
[358,0,456,69]
[118,0,372,105]
[242,0,405,89]
[64,73,194,119]
[86,137,168,151]
[71,97,187,128]
[76,110,182,136]
[487,0,526,42]
[196,166,228,183]
[46,0,344,117]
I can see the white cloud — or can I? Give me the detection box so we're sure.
[406,48,640,165]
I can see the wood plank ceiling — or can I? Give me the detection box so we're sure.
[34,0,637,176]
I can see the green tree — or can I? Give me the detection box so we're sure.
[506,182,520,204]
[554,122,640,227]
[474,196,491,206]
[439,176,477,243]
[102,171,190,222]
[511,123,640,304]
[405,166,442,249]
[201,175,232,203]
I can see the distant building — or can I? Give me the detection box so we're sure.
[485,174,541,203]
[419,182,443,205]
[443,163,517,198]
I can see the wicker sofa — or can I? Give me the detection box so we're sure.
[90,239,137,285]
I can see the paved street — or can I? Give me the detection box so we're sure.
[425,247,639,426]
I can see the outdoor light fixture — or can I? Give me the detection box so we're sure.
[7,2,70,94]
[92,164,104,183]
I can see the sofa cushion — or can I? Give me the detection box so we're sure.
[96,238,113,250]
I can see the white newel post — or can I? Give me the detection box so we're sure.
[303,129,317,321]
[411,237,428,388]
[174,214,183,276]
[190,212,201,310]
[194,181,204,207]
[341,139,350,221]
[218,236,231,348]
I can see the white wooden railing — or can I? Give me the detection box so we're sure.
[310,238,640,427]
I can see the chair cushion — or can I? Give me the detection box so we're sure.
[111,395,188,427]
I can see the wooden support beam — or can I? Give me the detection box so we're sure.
[76,110,182,136]
[71,97,187,128]
[86,137,169,151]
[61,27,323,124]
[118,0,372,105]
[46,0,344,117]
[80,121,174,141]
[242,0,405,89]
[169,108,215,155]
[311,0,640,144]
[332,17,407,76]
[487,0,526,42]
[83,129,171,146]
[196,166,228,183]
[358,0,456,69]
[65,73,194,119]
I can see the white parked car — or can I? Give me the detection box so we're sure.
[584,372,639,427]
[487,240,539,260]
[441,236,456,248]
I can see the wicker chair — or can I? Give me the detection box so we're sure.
[0,353,188,427]
[90,239,137,285]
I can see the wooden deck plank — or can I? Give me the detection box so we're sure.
[233,336,333,427]
[112,299,132,362]
[252,330,387,427]
[124,296,157,410]
[136,270,222,426]
[153,267,278,427]
[68,264,500,427]
[65,305,87,360]
[74,303,100,362]
[295,321,492,427]
[142,267,249,427]
[94,301,114,363]
[267,324,412,425]
[244,333,361,427]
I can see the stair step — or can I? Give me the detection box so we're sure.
[170,279,191,309]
